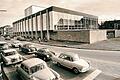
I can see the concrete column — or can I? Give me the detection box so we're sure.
[24,18,27,37]
[18,21,20,36]
[22,19,24,36]
[27,17,30,38]
[17,22,18,36]
[31,16,34,39]
[20,21,22,36]
[46,9,50,40]
[35,14,38,39]
[40,12,43,40]
[84,17,86,29]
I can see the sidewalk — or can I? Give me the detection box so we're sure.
[31,38,120,51]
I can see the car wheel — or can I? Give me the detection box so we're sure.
[57,62,61,67]
[73,68,79,74]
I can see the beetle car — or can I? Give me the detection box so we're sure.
[16,58,61,80]
[20,43,37,54]
[11,41,22,48]
[35,48,55,61]
[52,52,90,74]
[1,49,23,65]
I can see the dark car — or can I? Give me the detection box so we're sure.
[20,43,37,54]
[0,42,9,51]
[35,48,55,61]
[5,36,11,40]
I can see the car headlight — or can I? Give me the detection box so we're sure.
[46,55,50,57]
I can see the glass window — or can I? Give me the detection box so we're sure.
[4,51,16,56]
[30,63,45,74]
[21,64,29,74]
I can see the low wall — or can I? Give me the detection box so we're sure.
[115,30,120,37]
[90,30,107,43]
[51,30,107,44]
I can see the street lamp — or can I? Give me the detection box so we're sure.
[0,10,7,12]
[0,9,7,12]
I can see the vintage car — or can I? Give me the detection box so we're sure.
[52,52,90,74]
[17,36,26,41]
[11,41,22,48]
[5,36,11,40]
[35,48,55,61]
[20,43,37,54]
[16,58,61,80]
[1,49,23,65]
[0,41,9,51]
[0,62,3,80]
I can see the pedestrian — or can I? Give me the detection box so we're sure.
[38,37,41,43]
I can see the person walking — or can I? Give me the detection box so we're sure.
[38,37,41,43]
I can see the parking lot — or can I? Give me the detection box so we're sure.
[2,48,96,80]
[1,37,119,80]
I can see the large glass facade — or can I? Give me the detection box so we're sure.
[52,11,98,30]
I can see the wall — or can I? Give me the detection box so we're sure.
[51,30,107,43]
[51,30,90,43]
[90,30,107,43]
[115,30,120,37]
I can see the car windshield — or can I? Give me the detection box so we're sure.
[4,51,17,56]
[30,63,45,74]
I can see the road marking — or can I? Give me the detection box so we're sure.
[83,69,102,80]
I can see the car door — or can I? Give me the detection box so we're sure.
[61,55,73,69]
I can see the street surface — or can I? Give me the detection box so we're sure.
[1,38,120,80]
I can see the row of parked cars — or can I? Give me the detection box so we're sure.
[0,39,91,80]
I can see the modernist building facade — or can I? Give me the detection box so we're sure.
[13,6,99,43]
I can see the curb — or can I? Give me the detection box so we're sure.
[83,69,102,80]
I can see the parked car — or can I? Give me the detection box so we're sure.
[0,49,23,65]
[17,36,26,41]
[16,58,61,80]
[20,43,37,54]
[0,62,3,80]
[52,52,90,74]
[11,41,22,48]
[0,41,9,51]
[35,48,56,61]
[5,36,11,40]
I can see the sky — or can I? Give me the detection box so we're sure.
[0,0,120,27]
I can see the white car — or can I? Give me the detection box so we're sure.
[11,41,22,48]
[1,49,23,65]
[52,52,90,74]
[16,58,61,80]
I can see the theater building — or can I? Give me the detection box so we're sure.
[13,6,107,43]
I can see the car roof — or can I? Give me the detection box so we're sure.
[0,41,7,44]
[3,49,16,53]
[61,52,78,57]
[22,58,45,68]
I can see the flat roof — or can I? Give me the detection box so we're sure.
[13,6,98,24]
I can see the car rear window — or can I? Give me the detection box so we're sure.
[30,63,45,74]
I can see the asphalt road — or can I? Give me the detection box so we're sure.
[2,38,120,80]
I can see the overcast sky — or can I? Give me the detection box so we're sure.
[0,0,120,27]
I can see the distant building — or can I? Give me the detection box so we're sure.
[13,6,107,43]
[99,20,120,29]
[0,25,13,36]
[25,5,46,16]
